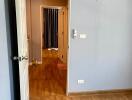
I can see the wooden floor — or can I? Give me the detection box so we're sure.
[29,50,132,100]
[42,49,58,58]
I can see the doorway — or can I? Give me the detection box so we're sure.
[42,8,59,49]
[8,0,69,99]
[27,0,69,99]
[41,6,68,64]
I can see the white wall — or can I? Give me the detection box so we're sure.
[68,0,132,92]
[0,0,12,99]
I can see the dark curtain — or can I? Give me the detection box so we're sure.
[43,8,58,49]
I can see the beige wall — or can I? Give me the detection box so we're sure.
[26,0,32,63]
[27,0,67,63]
[31,0,42,62]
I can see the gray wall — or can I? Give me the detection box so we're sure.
[68,0,132,92]
[0,0,13,99]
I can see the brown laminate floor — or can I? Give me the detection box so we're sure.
[42,49,58,58]
[29,50,132,100]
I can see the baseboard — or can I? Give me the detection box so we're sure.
[29,61,42,66]
[29,62,33,66]
[68,89,132,96]
[37,61,42,64]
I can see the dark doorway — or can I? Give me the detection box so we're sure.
[43,8,58,49]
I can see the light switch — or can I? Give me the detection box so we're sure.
[78,80,85,84]
[79,34,87,39]
[72,29,78,39]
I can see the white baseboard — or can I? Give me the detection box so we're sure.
[29,62,33,66]
[37,61,42,64]
[29,61,42,66]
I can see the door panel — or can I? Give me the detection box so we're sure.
[58,8,68,64]
[15,0,29,99]
[58,9,64,62]
[63,7,68,64]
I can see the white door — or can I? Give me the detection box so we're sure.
[15,0,29,100]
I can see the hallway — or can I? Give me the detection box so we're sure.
[29,50,67,100]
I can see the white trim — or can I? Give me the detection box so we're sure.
[67,0,70,96]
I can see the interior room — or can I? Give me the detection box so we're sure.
[3,0,132,100]
[26,0,68,99]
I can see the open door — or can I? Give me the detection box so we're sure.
[58,8,64,62]
[15,0,29,100]
[58,7,68,64]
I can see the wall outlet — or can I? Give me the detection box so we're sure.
[78,80,85,84]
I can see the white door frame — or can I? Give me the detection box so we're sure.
[40,5,64,60]
[67,0,70,95]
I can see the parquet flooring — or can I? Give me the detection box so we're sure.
[29,50,132,100]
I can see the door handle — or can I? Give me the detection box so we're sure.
[12,56,28,61]
[21,56,28,60]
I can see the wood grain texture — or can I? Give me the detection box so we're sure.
[58,7,68,64]
[29,50,132,100]
[29,49,67,100]
[42,49,58,58]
